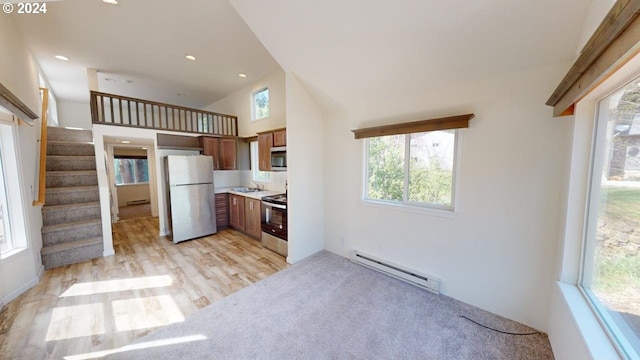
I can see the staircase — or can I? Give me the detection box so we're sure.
[40,127,103,269]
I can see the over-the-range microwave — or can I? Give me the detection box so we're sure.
[270,146,287,171]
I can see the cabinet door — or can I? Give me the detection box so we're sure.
[273,130,286,147]
[202,137,220,170]
[220,138,237,170]
[229,194,245,231]
[258,133,273,171]
[245,198,262,239]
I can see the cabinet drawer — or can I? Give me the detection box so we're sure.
[216,207,228,215]
[215,193,228,201]
[215,200,227,208]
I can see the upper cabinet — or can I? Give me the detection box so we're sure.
[201,136,237,170]
[258,133,273,171]
[273,129,286,147]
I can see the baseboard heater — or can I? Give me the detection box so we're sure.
[127,199,150,205]
[350,250,441,294]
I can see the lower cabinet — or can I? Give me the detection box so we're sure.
[214,193,228,228]
[229,194,245,231]
[245,197,262,239]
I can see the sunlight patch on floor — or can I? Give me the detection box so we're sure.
[63,334,207,360]
[46,303,105,341]
[60,275,173,297]
[112,295,184,332]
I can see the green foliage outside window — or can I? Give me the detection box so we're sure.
[366,131,455,208]
[253,88,270,120]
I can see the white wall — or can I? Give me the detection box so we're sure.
[116,184,151,207]
[57,100,92,129]
[0,18,45,307]
[322,61,573,332]
[205,69,286,137]
[286,72,324,263]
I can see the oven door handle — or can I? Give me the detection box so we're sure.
[263,202,287,210]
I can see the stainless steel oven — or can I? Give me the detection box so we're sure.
[261,194,287,256]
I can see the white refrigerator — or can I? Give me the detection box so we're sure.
[165,155,216,243]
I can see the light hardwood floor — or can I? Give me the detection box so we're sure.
[0,217,288,360]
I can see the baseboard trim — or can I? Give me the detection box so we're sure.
[0,273,41,309]
[103,249,115,257]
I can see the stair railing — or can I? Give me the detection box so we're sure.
[33,87,49,206]
[90,91,238,136]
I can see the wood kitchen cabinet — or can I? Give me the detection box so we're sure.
[273,129,286,147]
[219,138,237,170]
[229,194,245,231]
[257,133,273,171]
[201,136,237,170]
[244,197,262,239]
[214,193,229,228]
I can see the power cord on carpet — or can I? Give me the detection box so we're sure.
[458,315,540,336]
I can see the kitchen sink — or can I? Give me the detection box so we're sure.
[232,187,262,193]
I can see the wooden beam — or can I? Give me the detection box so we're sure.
[351,114,474,140]
[547,0,640,115]
[553,13,640,116]
[0,82,38,125]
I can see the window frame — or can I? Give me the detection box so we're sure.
[250,141,271,183]
[577,76,640,360]
[251,87,270,121]
[113,157,149,186]
[0,115,29,259]
[362,129,461,214]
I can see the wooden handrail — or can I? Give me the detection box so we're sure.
[33,87,49,206]
[90,91,238,136]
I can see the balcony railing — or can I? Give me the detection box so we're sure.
[90,91,238,136]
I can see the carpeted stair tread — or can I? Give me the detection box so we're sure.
[42,218,102,233]
[47,127,93,143]
[46,185,99,193]
[46,170,97,176]
[40,237,102,255]
[47,140,95,146]
[46,155,97,171]
[42,201,100,213]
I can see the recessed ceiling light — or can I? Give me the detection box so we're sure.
[103,0,118,4]
[105,78,115,82]
[124,79,133,83]
[238,73,247,78]
[54,55,69,61]
[121,140,130,144]
[185,55,196,61]
[177,93,185,97]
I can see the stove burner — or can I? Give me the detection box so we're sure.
[262,194,287,206]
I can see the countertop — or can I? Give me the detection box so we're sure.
[215,186,283,200]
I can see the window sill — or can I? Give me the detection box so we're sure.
[251,116,271,122]
[0,247,27,261]
[361,199,457,218]
[557,282,622,359]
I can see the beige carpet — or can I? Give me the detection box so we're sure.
[106,251,553,360]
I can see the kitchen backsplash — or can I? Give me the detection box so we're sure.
[215,170,287,193]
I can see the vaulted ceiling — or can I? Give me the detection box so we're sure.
[229,0,594,113]
[12,0,593,112]
[11,0,281,108]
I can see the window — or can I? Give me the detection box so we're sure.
[581,76,640,358]
[0,145,12,254]
[0,118,28,257]
[252,87,269,120]
[114,157,149,185]
[365,130,458,210]
[250,141,270,182]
